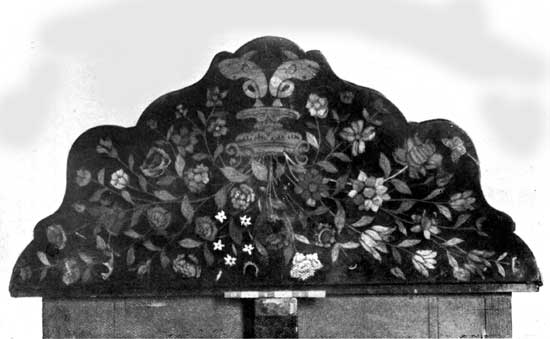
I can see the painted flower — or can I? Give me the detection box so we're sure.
[140,147,172,178]
[146,119,158,129]
[213,239,225,251]
[339,90,354,104]
[195,216,218,241]
[313,223,336,248]
[348,171,390,212]
[290,252,323,281]
[215,210,227,223]
[146,206,172,231]
[294,168,329,207]
[452,266,471,282]
[46,224,67,250]
[449,191,475,211]
[184,164,210,193]
[75,169,91,187]
[243,244,254,255]
[224,254,236,267]
[110,169,129,190]
[61,258,81,285]
[412,249,437,277]
[206,87,228,107]
[240,215,252,227]
[442,136,467,163]
[339,120,376,156]
[171,127,198,156]
[230,184,256,210]
[93,205,126,236]
[306,93,329,118]
[208,118,228,137]
[173,254,201,278]
[393,135,442,179]
[411,212,441,239]
[359,225,393,262]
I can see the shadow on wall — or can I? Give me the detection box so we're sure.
[0,0,545,149]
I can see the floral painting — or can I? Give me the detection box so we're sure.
[10,37,540,297]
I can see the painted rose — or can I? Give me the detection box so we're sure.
[442,136,467,162]
[195,216,218,241]
[294,168,329,207]
[207,118,228,137]
[449,191,475,211]
[184,164,209,193]
[230,184,256,210]
[339,120,376,156]
[412,249,437,277]
[452,266,471,282]
[290,252,323,281]
[90,205,126,236]
[172,254,201,278]
[348,171,390,212]
[140,147,172,178]
[110,169,129,190]
[410,212,441,240]
[206,86,228,107]
[306,93,329,118]
[359,225,393,262]
[171,127,198,156]
[61,258,81,285]
[46,224,67,250]
[393,136,442,179]
[75,169,91,187]
[146,206,172,231]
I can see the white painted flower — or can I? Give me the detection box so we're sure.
[243,244,254,255]
[110,169,129,190]
[213,239,225,251]
[290,252,323,281]
[224,254,236,267]
[240,215,252,227]
[215,210,227,223]
[348,171,390,212]
[412,249,438,277]
[306,93,329,118]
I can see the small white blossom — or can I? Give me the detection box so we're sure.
[240,215,252,227]
[110,169,129,190]
[242,244,254,255]
[215,210,227,223]
[224,254,236,267]
[213,239,225,251]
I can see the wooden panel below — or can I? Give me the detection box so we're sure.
[43,294,511,338]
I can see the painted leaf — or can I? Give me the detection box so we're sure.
[331,244,341,263]
[96,235,108,251]
[36,251,51,266]
[197,110,206,125]
[326,128,336,148]
[453,214,471,229]
[157,175,177,186]
[254,240,268,257]
[397,239,421,247]
[121,190,135,205]
[160,251,170,269]
[423,187,445,200]
[340,242,360,249]
[391,247,402,264]
[443,238,464,247]
[220,167,249,183]
[143,240,162,252]
[138,175,148,192]
[89,188,108,202]
[294,234,310,244]
[126,246,135,266]
[128,154,135,171]
[214,186,228,209]
[447,251,459,269]
[192,153,209,161]
[203,245,215,267]
[175,154,186,177]
[79,252,94,265]
[306,132,319,149]
[154,190,177,201]
[180,195,194,223]
[334,201,346,233]
[396,219,407,235]
[251,159,268,181]
[317,160,338,173]
[394,200,415,213]
[229,219,243,245]
[330,152,351,162]
[283,246,295,265]
[437,204,452,220]
[97,168,105,186]
[178,238,203,248]
[123,229,143,239]
[390,179,412,195]
[213,144,224,159]
[496,262,506,277]
[379,153,391,178]
[390,267,406,280]
[352,215,374,227]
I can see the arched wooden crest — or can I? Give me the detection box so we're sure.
[10,37,541,297]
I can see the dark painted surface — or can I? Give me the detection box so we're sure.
[11,37,540,297]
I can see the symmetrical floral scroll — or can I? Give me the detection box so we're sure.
[11,37,539,296]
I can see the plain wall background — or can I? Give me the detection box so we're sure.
[0,0,548,337]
